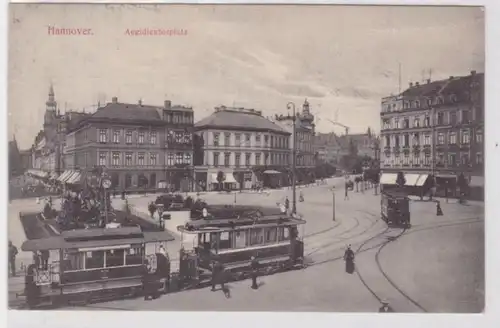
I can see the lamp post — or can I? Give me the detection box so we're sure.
[287,102,297,215]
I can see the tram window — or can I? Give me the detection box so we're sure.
[234,230,246,248]
[219,232,231,250]
[86,251,105,269]
[64,251,84,271]
[249,228,264,246]
[106,249,125,267]
[126,248,143,265]
[277,227,290,241]
[265,228,277,243]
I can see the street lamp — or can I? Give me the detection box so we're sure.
[287,102,297,215]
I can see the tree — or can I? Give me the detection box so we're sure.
[216,171,225,191]
[396,172,406,189]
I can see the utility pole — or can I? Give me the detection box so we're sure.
[430,105,436,176]
[287,102,297,215]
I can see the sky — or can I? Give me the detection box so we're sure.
[7,4,484,149]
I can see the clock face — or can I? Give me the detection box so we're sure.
[102,179,112,189]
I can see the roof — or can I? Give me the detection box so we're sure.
[90,103,163,122]
[400,72,484,98]
[21,227,175,251]
[195,109,290,134]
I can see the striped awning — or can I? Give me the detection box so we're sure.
[66,171,82,185]
[380,173,398,185]
[57,170,72,182]
[415,174,429,187]
[404,174,421,186]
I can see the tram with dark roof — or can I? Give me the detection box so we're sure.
[177,205,306,287]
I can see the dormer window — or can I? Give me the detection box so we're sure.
[450,94,458,103]
[415,100,420,108]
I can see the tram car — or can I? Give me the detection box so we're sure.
[19,227,175,308]
[381,190,411,228]
[177,205,306,287]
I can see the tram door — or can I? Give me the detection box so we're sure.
[234,230,246,248]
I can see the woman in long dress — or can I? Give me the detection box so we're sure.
[343,245,355,274]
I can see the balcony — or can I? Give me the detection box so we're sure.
[166,141,193,149]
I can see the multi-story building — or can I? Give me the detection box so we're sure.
[194,106,291,190]
[313,132,344,165]
[274,99,316,181]
[379,71,484,193]
[63,97,194,191]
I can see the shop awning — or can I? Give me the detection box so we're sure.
[415,174,429,187]
[404,174,421,186]
[469,176,484,187]
[66,171,82,185]
[224,173,237,184]
[210,173,218,184]
[49,172,59,180]
[380,173,398,185]
[264,170,281,174]
[57,170,72,182]
[62,171,77,183]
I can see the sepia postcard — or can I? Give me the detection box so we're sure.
[6,2,486,316]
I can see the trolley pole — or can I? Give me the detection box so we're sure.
[287,102,297,215]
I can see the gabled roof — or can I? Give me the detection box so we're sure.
[401,80,448,97]
[195,109,290,134]
[400,72,484,98]
[91,103,162,121]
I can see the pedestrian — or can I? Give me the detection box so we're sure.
[343,244,355,274]
[158,244,167,258]
[344,183,349,200]
[9,241,18,277]
[40,249,49,270]
[148,202,156,219]
[444,181,449,203]
[250,256,259,290]
[299,191,304,202]
[211,260,226,292]
[379,301,395,312]
[436,201,443,216]
[285,197,290,213]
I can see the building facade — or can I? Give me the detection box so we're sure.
[380,71,484,192]
[273,99,316,180]
[194,106,291,190]
[313,132,344,165]
[63,97,194,191]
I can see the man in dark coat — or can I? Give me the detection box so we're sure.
[284,197,290,213]
[436,201,444,216]
[9,241,18,277]
[40,250,49,270]
[250,256,259,290]
[343,244,355,274]
[211,260,225,292]
[148,202,156,219]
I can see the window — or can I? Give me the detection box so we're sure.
[138,153,145,166]
[213,152,219,167]
[424,134,431,145]
[438,133,445,145]
[224,152,230,167]
[449,132,457,144]
[427,98,432,106]
[449,111,457,125]
[461,130,470,144]
[403,119,409,129]
[415,100,420,108]
[461,153,469,165]
[183,133,191,144]
[437,152,445,166]
[166,153,174,166]
[404,134,409,147]
[249,228,264,246]
[85,251,105,269]
[98,152,107,166]
[437,112,444,125]
[175,152,183,164]
[99,129,108,143]
[150,131,157,145]
[106,249,125,267]
[125,152,133,166]
[255,153,261,165]
[125,130,133,144]
[245,153,251,166]
[270,136,274,148]
[462,110,470,124]
[175,131,183,144]
[150,153,157,166]
[265,228,277,243]
[224,133,231,146]
[256,134,261,143]
[264,135,269,146]
[424,116,430,127]
[277,227,290,241]
[113,130,120,143]
[213,133,220,146]
[235,153,241,167]
[449,153,456,166]
[413,118,420,128]
[112,152,120,166]
[235,133,241,147]
[138,131,145,144]
[394,119,399,129]
[476,130,483,143]
[183,153,191,165]
[264,153,269,165]
[476,153,483,165]
[451,94,458,103]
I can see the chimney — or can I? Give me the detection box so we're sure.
[427,79,431,84]
[409,82,413,88]
[471,70,477,76]
[416,82,420,87]
[112,97,118,104]
[164,100,171,109]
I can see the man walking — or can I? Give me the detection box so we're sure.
[344,182,350,200]
[211,260,226,292]
[250,256,259,290]
[285,197,290,214]
[9,241,18,277]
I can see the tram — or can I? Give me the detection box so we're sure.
[381,190,411,228]
[19,226,175,308]
[176,205,306,287]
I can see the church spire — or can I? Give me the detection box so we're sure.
[46,83,57,110]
